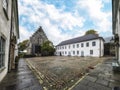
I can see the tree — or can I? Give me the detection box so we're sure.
[41,40,55,56]
[85,29,97,35]
[18,39,29,51]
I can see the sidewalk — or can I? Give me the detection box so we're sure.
[0,58,43,90]
[72,59,120,90]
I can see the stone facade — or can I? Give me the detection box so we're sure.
[112,0,120,64]
[104,37,115,56]
[27,26,48,55]
[0,0,19,82]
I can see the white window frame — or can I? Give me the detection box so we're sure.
[77,51,79,55]
[90,50,93,55]
[92,41,96,46]
[81,43,84,47]
[86,42,89,47]
[77,44,79,48]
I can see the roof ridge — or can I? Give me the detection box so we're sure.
[57,34,102,46]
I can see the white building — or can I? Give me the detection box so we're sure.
[0,0,19,82]
[56,34,104,57]
[112,0,120,65]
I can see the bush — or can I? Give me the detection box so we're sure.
[41,41,55,56]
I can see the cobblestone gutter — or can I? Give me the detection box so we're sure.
[26,59,48,90]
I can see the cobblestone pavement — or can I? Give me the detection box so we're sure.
[0,57,120,90]
[0,58,43,90]
[72,58,120,90]
[26,56,107,90]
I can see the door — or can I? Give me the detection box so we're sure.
[81,51,84,57]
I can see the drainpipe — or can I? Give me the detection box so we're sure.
[8,0,13,72]
[99,39,101,58]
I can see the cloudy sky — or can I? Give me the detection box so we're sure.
[18,0,112,45]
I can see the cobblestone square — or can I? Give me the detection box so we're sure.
[26,56,111,90]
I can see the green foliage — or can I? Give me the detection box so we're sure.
[18,39,29,51]
[85,29,97,35]
[41,40,55,56]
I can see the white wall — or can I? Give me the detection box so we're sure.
[0,0,12,82]
[56,39,104,57]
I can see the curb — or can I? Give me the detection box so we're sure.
[25,59,48,90]
[67,73,89,90]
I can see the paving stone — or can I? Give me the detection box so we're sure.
[88,71,100,77]
[5,84,17,90]
[79,79,89,85]
[88,86,97,90]
[72,58,118,90]
[29,85,43,90]
[88,81,111,90]
[84,76,97,82]
[0,59,43,90]
[73,84,88,90]
[96,79,109,86]
[109,82,120,88]
[16,82,33,90]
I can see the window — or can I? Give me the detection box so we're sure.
[68,52,71,56]
[73,44,75,48]
[86,42,89,47]
[90,50,93,55]
[81,43,84,47]
[65,46,66,49]
[77,51,79,55]
[65,51,67,54]
[63,46,64,49]
[73,51,75,55]
[92,42,96,46]
[69,45,70,49]
[0,37,5,69]
[3,0,8,19]
[77,44,79,48]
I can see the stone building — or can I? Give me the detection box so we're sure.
[104,36,115,56]
[56,34,104,57]
[112,0,120,67]
[27,26,48,55]
[0,0,19,82]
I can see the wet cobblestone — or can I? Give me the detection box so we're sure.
[0,58,43,90]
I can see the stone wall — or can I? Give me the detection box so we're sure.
[27,26,48,55]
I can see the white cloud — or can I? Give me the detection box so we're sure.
[18,0,112,45]
[18,0,85,45]
[19,26,34,42]
[78,0,112,33]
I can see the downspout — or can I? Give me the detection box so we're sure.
[99,39,101,58]
[8,0,13,72]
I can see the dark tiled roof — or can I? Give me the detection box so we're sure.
[57,34,104,46]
